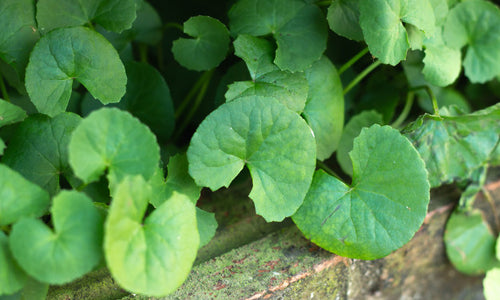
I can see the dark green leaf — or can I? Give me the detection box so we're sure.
[233,35,276,80]
[68,108,160,191]
[187,96,316,222]
[0,139,4,156]
[303,56,344,160]
[104,176,199,296]
[36,0,137,34]
[443,0,500,83]
[25,27,126,117]
[2,113,81,196]
[327,0,363,41]
[0,100,26,128]
[9,191,104,284]
[172,16,230,71]
[0,164,50,226]
[293,125,430,259]
[0,232,27,295]
[229,0,327,72]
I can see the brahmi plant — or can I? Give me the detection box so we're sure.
[0,0,500,298]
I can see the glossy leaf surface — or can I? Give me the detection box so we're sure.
[187,96,316,222]
[9,191,103,284]
[293,125,430,259]
[0,164,50,226]
[104,176,199,296]
[25,27,126,117]
[172,16,229,71]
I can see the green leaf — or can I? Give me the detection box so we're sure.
[444,209,498,275]
[1,277,48,300]
[443,0,500,83]
[327,0,363,41]
[0,164,50,226]
[81,61,175,141]
[0,100,26,128]
[0,232,27,295]
[68,108,160,190]
[9,191,104,284]
[303,56,344,160]
[403,106,500,187]
[229,0,327,72]
[130,1,162,45]
[196,208,217,248]
[293,125,430,259]
[429,0,449,26]
[36,0,137,34]
[2,113,81,196]
[172,16,229,71]
[359,0,436,65]
[484,268,500,300]
[233,35,276,80]
[422,31,462,87]
[104,176,199,297]
[164,153,201,204]
[187,96,316,222]
[0,0,39,78]
[336,111,384,176]
[25,27,126,117]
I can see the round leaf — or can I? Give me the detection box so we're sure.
[484,268,500,300]
[359,0,436,65]
[25,27,126,117]
[293,125,430,259]
[229,0,327,72]
[187,96,316,222]
[0,99,27,128]
[36,0,137,34]
[303,56,344,160]
[443,0,500,83]
[233,34,277,80]
[172,16,229,71]
[0,164,50,226]
[2,113,81,196]
[104,176,199,297]
[327,0,363,41]
[68,108,160,190]
[9,191,104,284]
[422,32,462,87]
[444,210,498,275]
[0,232,27,295]
[336,111,384,176]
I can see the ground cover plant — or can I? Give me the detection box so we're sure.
[1,0,500,298]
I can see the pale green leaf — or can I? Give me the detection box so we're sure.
[229,0,327,72]
[9,191,104,284]
[0,99,26,128]
[187,96,316,222]
[443,0,500,83]
[25,27,126,117]
[423,31,462,87]
[196,208,217,248]
[104,176,199,297]
[303,56,344,160]
[327,0,363,41]
[36,0,136,34]
[68,108,160,190]
[293,125,430,259]
[172,16,230,71]
[484,268,500,300]
[0,164,50,226]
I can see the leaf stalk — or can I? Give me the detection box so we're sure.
[338,47,369,75]
[343,60,382,95]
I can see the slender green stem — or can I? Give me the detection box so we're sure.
[343,60,382,95]
[391,91,414,128]
[410,85,440,117]
[175,71,211,119]
[0,72,9,102]
[162,22,183,32]
[138,44,148,63]
[338,47,369,75]
[317,160,342,181]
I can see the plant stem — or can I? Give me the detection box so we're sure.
[410,85,440,117]
[138,44,148,63]
[343,60,382,95]
[391,91,414,128]
[162,22,184,32]
[175,71,211,119]
[338,47,369,75]
[317,160,342,180]
[0,72,10,102]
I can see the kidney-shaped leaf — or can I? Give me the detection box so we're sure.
[68,108,160,190]
[0,99,27,128]
[359,0,436,65]
[443,0,500,83]
[229,0,327,72]
[422,31,462,87]
[172,16,230,71]
[25,27,126,117]
[187,96,316,222]
[2,113,81,196]
[9,191,103,284]
[36,0,136,34]
[293,125,430,259]
[0,164,50,226]
[104,176,199,297]
[0,231,27,295]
